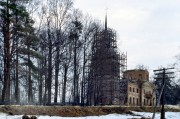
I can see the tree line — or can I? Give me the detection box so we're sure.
[0,0,104,105]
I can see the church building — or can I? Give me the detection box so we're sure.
[87,14,156,106]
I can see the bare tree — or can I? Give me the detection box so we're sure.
[68,10,83,105]
[51,0,73,104]
[80,16,101,105]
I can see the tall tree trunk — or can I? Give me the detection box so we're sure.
[47,20,52,105]
[43,57,48,105]
[2,0,11,103]
[39,74,42,104]
[38,60,43,105]
[15,7,19,104]
[54,28,60,104]
[54,46,60,104]
[15,45,19,103]
[81,43,86,106]
[62,63,68,105]
[28,44,33,103]
[73,38,79,105]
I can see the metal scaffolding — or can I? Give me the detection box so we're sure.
[86,23,127,105]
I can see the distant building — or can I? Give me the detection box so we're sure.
[119,69,156,106]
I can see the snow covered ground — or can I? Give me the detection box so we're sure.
[0,111,180,119]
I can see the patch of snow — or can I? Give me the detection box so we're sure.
[0,113,141,119]
[0,112,180,119]
[133,111,180,119]
[37,114,142,119]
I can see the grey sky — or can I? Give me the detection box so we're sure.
[74,0,180,72]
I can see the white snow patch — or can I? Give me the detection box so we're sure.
[0,112,180,119]
[132,111,180,119]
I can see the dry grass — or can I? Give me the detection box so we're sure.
[0,105,131,116]
[0,105,179,116]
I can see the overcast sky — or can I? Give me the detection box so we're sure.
[74,0,180,73]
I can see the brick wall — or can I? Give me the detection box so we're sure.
[123,70,149,81]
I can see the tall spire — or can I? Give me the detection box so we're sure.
[105,8,107,31]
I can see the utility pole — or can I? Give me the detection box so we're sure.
[153,67,174,119]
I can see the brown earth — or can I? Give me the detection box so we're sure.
[0,105,179,117]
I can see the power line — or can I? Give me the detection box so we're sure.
[152,67,174,119]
